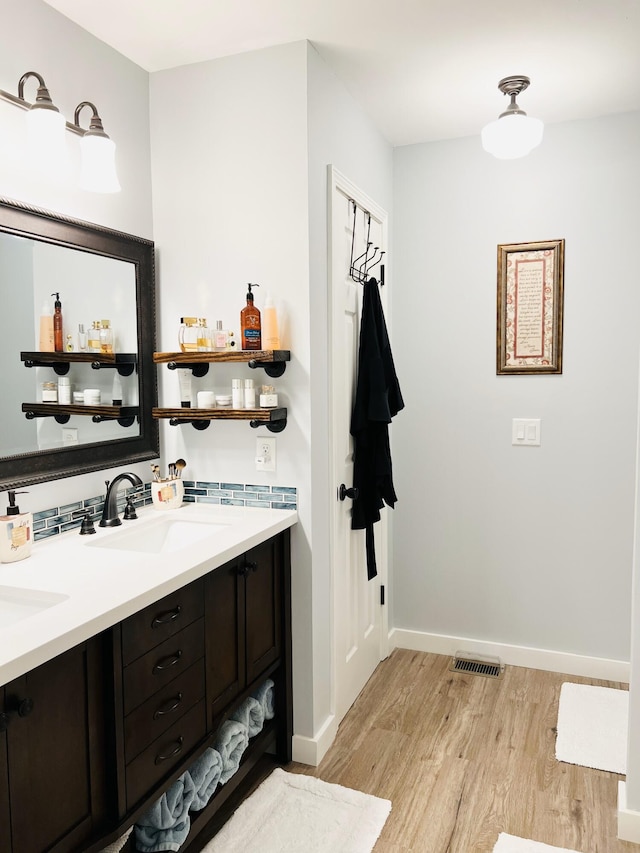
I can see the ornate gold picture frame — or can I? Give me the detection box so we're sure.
[497,239,565,375]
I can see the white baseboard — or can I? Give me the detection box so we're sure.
[618,782,640,842]
[292,713,338,766]
[389,628,630,683]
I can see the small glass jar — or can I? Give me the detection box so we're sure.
[99,320,114,354]
[196,318,211,352]
[179,317,199,352]
[87,321,101,353]
[42,381,57,403]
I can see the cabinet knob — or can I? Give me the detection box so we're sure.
[238,560,258,577]
[5,696,34,718]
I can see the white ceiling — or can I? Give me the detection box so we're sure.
[43,0,640,147]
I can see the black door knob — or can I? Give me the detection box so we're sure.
[338,484,359,501]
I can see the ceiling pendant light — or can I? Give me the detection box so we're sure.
[481,75,544,160]
[74,101,121,193]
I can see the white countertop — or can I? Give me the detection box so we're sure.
[0,502,297,686]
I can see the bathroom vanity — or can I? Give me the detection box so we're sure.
[0,503,296,853]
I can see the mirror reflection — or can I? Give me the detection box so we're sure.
[0,196,158,490]
[2,233,139,456]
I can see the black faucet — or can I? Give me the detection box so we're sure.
[100,472,143,528]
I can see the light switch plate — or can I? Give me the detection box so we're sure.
[512,418,541,446]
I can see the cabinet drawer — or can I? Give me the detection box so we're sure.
[125,700,206,810]
[124,659,205,763]
[123,619,204,715]
[121,578,204,665]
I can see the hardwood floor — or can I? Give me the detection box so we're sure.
[288,649,637,853]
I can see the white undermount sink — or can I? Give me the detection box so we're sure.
[0,586,69,629]
[87,518,230,555]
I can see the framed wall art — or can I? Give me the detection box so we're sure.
[496,239,565,375]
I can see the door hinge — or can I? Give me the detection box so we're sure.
[380,585,385,606]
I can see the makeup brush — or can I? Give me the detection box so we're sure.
[175,459,186,479]
[150,463,160,481]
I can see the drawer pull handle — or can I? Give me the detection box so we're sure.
[152,650,183,674]
[154,736,184,765]
[153,693,184,719]
[151,605,182,629]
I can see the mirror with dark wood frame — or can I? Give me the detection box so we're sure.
[0,197,158,490]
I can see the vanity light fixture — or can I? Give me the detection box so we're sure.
[0,71,120,192]
[73,101,121,193]
[481,75,544,160]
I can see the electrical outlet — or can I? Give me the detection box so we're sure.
[62,427,78,445]
[255,437,276,472]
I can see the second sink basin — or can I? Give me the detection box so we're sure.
[0,586,69,629]
[88,518,230,555]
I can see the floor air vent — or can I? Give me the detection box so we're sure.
[449,651,504,679]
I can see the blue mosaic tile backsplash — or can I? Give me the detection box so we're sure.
[33,480,297,542]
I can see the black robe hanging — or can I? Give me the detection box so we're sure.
[350,276,404,580]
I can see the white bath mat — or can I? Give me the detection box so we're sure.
[493,833,581,852]
[555,682,628,774]
[201,767,391,853]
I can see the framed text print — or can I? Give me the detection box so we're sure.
[496,239,565,375]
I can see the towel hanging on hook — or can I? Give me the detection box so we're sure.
[349,200,386,285]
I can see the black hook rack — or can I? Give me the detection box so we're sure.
[348,200,385,285]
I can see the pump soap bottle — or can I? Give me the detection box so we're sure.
[0,491,33,563]
[51,292,63,352]
[240,283,261,350]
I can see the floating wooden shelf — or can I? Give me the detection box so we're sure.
[152,406,287,432]
[21,351,137,376]
[153,349,290,378]
[22,403,139,427]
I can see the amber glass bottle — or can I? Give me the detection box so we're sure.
[51,292,63,352]
[240,283,261,350]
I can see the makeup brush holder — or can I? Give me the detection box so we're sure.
[151,478,184,510]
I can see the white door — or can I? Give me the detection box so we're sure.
[328,166,389,725]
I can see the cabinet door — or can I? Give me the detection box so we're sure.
[5,638,107,853]
[205,557,245,720]
[0,687,10,853]
[244,535,282,684]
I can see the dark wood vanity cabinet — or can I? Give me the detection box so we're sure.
[205,535,283,722]
[0,527,292,853]
[0,638,109,853]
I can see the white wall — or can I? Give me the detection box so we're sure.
[392,112,640,663]
[306,43,393,739]
[149,43,315,732]
[0,0,154,509]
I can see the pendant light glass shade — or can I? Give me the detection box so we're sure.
[482,75,544,160]
[481,113,544,160]
[22,74,70,178]
[79,133,120,193]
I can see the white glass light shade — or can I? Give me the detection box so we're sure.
[481,113,544,160]
[79,133,121,193]
[25,107,70,177]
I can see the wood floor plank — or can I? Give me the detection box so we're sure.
[288,649,637,852]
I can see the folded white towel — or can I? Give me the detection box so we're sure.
[135,772,195,852]
[188,747,224,811]
[230,696,265,737]
[215,719,249,785]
